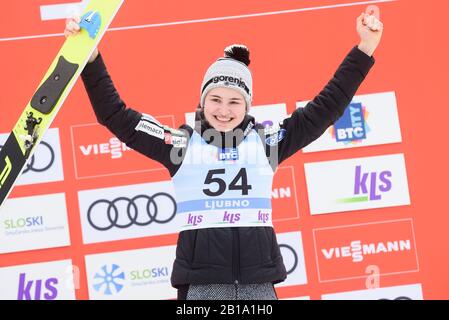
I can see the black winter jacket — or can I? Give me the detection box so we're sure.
[80,46,375,287]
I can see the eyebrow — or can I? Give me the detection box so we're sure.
[210,95,243,101]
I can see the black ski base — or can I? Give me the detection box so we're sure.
[0,134,27,207]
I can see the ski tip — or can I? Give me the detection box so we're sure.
[80,11,102,39]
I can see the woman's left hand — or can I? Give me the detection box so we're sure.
[356,12,384,57]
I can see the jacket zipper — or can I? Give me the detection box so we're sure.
[232,228,240,299]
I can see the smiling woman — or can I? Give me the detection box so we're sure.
[67,10,383,300]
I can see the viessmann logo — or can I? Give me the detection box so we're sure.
[79,137,132,159]
[71,121,174,179]
[313,219,419,282]
[322,239,412,263]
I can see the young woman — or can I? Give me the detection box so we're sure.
[66,12,383,300]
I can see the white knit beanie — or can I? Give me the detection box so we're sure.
[200,44,253,112]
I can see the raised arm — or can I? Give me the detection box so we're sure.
[274,12,383,165]
[66,17,189,176]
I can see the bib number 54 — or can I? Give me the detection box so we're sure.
[203,168,252,197]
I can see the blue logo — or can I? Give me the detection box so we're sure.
[219,148,239,161]
[80,11,102,39]
[334,103,366,142]
[93,264,125,295]
[266,129,286,146]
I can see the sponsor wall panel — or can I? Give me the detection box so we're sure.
[85,246,177,300]
[0,128,64,186]
[321,283,423,300]
[0,260,76,300]
[275,231,308,288]
[272,166,300,222]
[298,92,402,153]
[313,219,419,282]
[78,181,178,244]
[70,115,175,179]
[0,0,444,299]
[0,193,70,254]
[304,154,411,215]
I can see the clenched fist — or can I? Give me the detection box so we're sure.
[64,15,99,63]
[356,12,384,57]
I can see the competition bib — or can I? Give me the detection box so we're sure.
[172,130,274,231]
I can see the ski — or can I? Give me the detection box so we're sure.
[0,0,124,209]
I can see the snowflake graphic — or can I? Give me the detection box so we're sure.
[93,264,125,295]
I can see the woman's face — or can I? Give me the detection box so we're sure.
[203,87,247,132]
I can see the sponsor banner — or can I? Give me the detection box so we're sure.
[0,193,70,254]
[85,246,177,300]
[70,116,175,179]
[298,92,402,153]
[305,154,410,215]
[0,260,76,300]
[0,128,64,186]
[313,219,419,282]
[78,181,178,244]
[275,231,308,287]
[282,296,311,300]
[272,166,300,221]
[322,283,423,300]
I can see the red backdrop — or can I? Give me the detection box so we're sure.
[0,0,448,299]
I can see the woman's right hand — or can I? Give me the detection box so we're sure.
[64,15,99,63]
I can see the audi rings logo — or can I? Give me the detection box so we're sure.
[87,193,177,231]
[0,141,55,174]
[279,244,298,275]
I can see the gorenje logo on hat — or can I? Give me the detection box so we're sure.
[212,75,248,92]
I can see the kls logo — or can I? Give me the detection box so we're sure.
[79,137,132,159]
[17,273,58,300]
[305,154,410,215]
[337,165,392,203]
[322,239,412,263]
